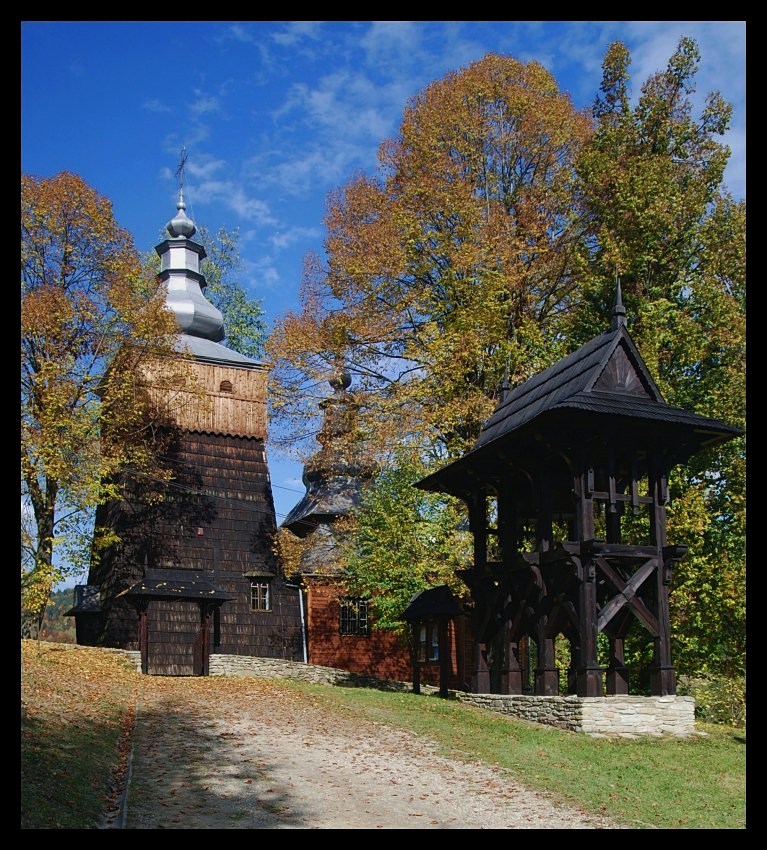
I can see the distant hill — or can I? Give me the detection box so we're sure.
[38,588,78,643]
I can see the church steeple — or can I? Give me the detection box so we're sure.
[611,277,627,330]
[155,152,225,343]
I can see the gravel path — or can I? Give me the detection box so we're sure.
[121,676,625,830]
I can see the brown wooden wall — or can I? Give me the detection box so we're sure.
[141,359,268,438]
[146,600,198,676]
[86,430,303,665]
[305,583,412,682]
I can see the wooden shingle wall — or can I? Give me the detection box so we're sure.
[88,430,303,664]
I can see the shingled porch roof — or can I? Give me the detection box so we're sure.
[118,568,234,603]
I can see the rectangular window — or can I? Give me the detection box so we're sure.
[250,581,271,612]
[339,597,369,636]
[418,620,440,662]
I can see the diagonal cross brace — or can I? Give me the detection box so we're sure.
[596,556,660,636]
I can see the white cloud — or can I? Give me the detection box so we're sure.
[268,225,322,251]
[187,157,227,180]
[251,144,364,197]
[143,98,172,113]
[359,21,423,64]
[226,22,256,43]
[239,251,282,293]
[271,21,324,47]
[190,93,221,116]
[191,179,279,226]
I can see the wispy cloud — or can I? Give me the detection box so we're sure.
[143,98,172,114]
[226,22,256,44]
[246,143,368,197]
[268,225,322,251]
[271,21,325,47]
[187,157,227,181]
[239,249,282,293]
[190,92,221,116]
[193,179,278,226]
[358,21,424,68]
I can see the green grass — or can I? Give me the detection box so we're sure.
[279,681,747,829]
[21,641,746,829]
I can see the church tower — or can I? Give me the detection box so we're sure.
[70,179,303,675]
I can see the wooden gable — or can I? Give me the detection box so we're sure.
[591,336,656,398]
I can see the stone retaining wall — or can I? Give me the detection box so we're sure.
[209,653,413,691]
[453,692,697,737]
[116,650,697,737]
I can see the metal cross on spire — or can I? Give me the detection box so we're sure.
[175,146,188,192]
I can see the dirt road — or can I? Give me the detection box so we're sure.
[116,675,625,830]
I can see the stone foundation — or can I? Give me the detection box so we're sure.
[454,692,698,738]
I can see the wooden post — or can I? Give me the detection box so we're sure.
[138,603,149,675]
[438,618,450,698]
[411,623,421,695]
[574,460,602,697]
[472,640,491,693]
[648,460,675,696]
[606,637,629,695]
[575,551,602,696]
[198,603,212,676]
[567,637,578,694]
[500,621,524,694]
[468,494,491,693]
[535,619,559,695]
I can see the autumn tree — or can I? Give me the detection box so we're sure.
[268,53,592,463]
[570,38,745,676]
[21,172,181,630]
[268,43,744,678]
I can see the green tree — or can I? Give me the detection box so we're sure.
[196,224,268,360]
[341,452,471,635]
[571,38,745,676]
[21,172,181,631]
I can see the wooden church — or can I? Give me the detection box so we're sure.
[416,285,743,697]
[281,370,418,682]
[67,190,304,675]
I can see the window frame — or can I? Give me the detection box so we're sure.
[417,619,440,663]
[250,580,271,612]
[339,596,370,636]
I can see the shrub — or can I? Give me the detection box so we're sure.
[677,673,746,728]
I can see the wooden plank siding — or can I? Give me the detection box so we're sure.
[305,584,412,683]
[141,359,268,438]
[146,600,198,676]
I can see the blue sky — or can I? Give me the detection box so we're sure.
[21,20,747,525]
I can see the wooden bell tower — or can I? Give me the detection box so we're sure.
[417,284,742,697]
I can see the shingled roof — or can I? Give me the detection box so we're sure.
[118,568,233,603]
[417,284,743,495]
[401,585,465,622]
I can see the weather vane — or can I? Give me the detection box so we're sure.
[175,146,188,192]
